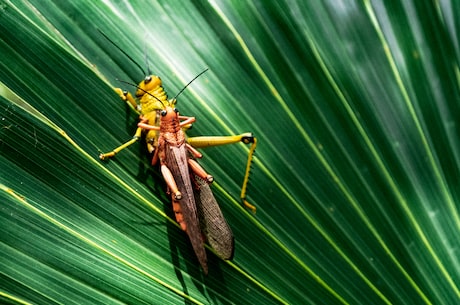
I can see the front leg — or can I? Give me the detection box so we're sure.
[178,115,195,127]
[139,116,195,130]
[114,88,140,113]
[99,126,143,160]
[138,122,160,130]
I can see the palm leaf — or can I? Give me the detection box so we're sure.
[1,1,458,304]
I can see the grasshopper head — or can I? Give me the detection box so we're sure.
[136,75,162,97]
[160,106,179,120]
[137,75,169,114]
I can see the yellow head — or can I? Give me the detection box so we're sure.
[136,75,171,114]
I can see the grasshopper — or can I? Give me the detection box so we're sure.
[98,33,257,273]
[138,104,210,272]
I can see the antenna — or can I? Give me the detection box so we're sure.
[98,29,146,77]
[143,34,152,76]
[172,69,209,101]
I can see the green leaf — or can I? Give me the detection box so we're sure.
[1,1,459,304]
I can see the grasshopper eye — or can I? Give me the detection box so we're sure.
[144,75,152,84]
[161,110,167,116]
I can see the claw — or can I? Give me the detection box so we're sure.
[241,133,255,144]
[99,152,115,160]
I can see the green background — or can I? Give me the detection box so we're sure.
[0,1,459,304]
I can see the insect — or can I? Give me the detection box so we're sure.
[98,33,257,273]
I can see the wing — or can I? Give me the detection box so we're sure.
[166,144,208,273]
[193,175,234,260]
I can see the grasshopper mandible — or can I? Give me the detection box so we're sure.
[98,32,257,273]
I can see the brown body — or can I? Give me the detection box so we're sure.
[139,106,209,272]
